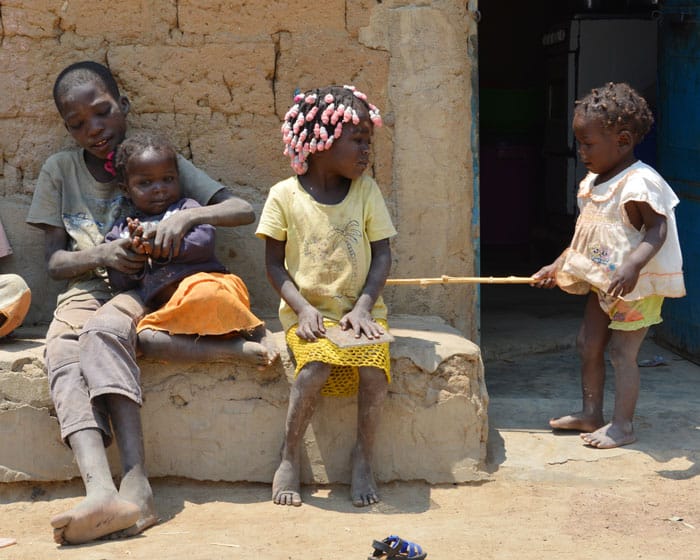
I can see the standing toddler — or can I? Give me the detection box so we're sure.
[533,82,685,448]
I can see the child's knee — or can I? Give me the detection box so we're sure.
[607,338,639,369]
[80,310,137,348]
[359,366,388,389]
[295,361,331,388]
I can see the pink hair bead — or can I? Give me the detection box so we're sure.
[319,126,329,141]
[313,123,321,138]
[305,94,317,104]
[370,113,383,127]
[305,106,318,121]
[324,138,334,150]
[285,104,299,120]
[324,93,334,103]
[334,123,343,138]
[343,106,353,122]
[321,103,334,125]
[309,138,318,153]
[331,105,344,125]
[353,90,368,101]
[352,110,360,125]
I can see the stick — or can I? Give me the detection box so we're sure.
[385,275,535,286]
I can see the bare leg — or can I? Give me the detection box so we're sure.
[351,366,388,507]
[138,328,276,368]
[581,327,647,448]
[103,395,158,538]
[272,362,330,506]
[50,429,140,545]
[550,293,610,432]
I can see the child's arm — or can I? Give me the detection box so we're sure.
[42,225,147,281]
[264,236,326,341]
[608,200,667,298]
[151,223,217,265]
[106,247,143,293]
[145,190,254,260]
[531,252,566,289]
[339,238,392,338]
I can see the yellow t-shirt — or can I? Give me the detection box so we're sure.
[256,175,397,332]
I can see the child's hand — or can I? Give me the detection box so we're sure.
[126,217,142,238]
[339,309,385,340]
[607,261,642,298]
[295,305,326,341]
[130,234,153,256]
[531,263,558,289]
[102,238,147,273]
[124,220,152,255]
[147,212,191,260]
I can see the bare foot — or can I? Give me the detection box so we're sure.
[104,469,158,540]
[235,340,277,371]
[242,330,280,371]
[272,459,302,506]
[259,331,280,367]
[351,447,380,507]
[549,412,604,432]
[581,422,636,449]
[51,491,140,545]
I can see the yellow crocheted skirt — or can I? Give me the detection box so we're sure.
[285,319,391,397]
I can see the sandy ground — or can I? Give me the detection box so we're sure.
[2,288,699,559]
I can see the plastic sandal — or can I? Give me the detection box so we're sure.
[368,535,427,559]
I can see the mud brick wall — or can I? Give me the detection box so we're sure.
[0,0,480,339]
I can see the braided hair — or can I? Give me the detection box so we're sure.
[574,82,653,144]
[113,130,177,184]
[280,85,383,175]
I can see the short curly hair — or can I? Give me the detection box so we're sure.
[574,82,654,145]
[114,130,177,184]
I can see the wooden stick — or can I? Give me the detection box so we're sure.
[385,275,535,286]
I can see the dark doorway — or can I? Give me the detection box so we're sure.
[478,0,661,279]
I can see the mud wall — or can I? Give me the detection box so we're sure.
[0,0,480,339]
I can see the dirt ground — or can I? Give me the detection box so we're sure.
[2,288,699,559]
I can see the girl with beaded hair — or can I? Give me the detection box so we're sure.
[532,82,685,449]
[256,85,396,507]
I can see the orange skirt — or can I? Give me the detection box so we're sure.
[137,272,263,336]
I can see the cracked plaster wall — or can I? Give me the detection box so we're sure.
[0,0,479,339]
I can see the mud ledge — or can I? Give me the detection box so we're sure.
[0,315,488,484]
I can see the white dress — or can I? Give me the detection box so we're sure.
[556,161,686,300]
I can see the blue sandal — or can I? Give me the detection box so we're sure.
[368,535,427,559]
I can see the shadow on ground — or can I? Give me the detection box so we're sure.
[480,283,700,483]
